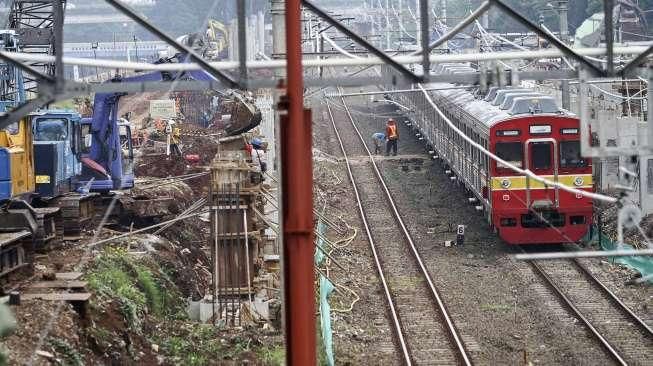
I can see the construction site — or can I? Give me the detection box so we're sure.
[0,0,651,365]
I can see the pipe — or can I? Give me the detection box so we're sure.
[1,46,650,72]
[282,0,316,363]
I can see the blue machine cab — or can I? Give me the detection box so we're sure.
[32,110,83,197]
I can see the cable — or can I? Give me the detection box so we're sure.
[321,33,362,59]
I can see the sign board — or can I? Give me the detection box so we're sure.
[149,100,176,118]
[456,225,465,246]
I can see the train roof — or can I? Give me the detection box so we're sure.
[425,82,572,128]
[491,89,532,106]
[499,92,544,110]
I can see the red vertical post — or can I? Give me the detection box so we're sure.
[282,0,316,364]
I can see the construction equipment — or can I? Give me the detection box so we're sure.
[0,115,60,281]
[32,110,97,236]
[205,19,229,59]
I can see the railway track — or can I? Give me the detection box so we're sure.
[525,250,653,365]
[326,93,472,365]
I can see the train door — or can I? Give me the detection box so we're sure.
[524,138,559,210]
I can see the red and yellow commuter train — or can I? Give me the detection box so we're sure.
[400,73,593,244]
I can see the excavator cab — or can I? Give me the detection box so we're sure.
[78,117,134,191]
[32,110,83,197]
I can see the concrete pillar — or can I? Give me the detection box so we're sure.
[559,2,568,42]
[258,12,265,56]
[271,0,286,70]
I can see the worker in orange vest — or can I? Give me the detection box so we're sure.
[385,118,399,156]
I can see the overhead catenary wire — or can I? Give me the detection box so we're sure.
[321,33,363,59]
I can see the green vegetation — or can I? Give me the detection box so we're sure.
[85,246,281,364]
[257,345,285,365]
[86,247,184,331]
[48,338,83,366]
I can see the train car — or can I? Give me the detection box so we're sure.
[401,79,593,245]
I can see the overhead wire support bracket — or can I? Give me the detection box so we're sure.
[104,0,239,89]
[301,0,421,84]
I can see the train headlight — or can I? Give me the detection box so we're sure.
[573,176,584,186]
[501,179,511,189]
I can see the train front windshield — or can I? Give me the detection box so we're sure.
[495,142,523,170]
[560,141,587,168]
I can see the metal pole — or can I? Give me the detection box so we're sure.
[282,0,316,364]
[385,0,391,49]
[605,0,614,75]
[420,0,429,80]
[441,0,446,26]
[52,0,64,92]
[648,70,653,153]
[134,35,139,60]
[561,79,570,110]
[237,0,248,86]
[559,1,568,42]
[578,67,594,156]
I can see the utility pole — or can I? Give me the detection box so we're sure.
[385,0,391,49]
[416,0,421,46]
[440,0,447,49]
[440,0,446,26]
[559,0,568,43]
[271,0,286,74]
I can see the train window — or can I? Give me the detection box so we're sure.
[560,141,587,168]
[495,142,522,169]
[531,142,551,170]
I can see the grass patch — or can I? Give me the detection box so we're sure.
[157,324,225,365]
[86,247,184,330]
[257,345,285,365]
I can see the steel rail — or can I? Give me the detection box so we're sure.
[336,88,473,365]
[571,259,653,337]
[325,101,412,365]
[524,251,628,366]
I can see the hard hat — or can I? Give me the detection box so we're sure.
[251,137,263,148]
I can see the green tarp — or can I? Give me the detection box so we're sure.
[586,225,653,283]
[315,220,335,366]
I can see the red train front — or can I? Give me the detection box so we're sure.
[402,79,594,245]
[489,114,593,244]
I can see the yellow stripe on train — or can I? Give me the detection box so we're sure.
[490,174,593,190]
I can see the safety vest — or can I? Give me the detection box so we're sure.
[387,125,397,139]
